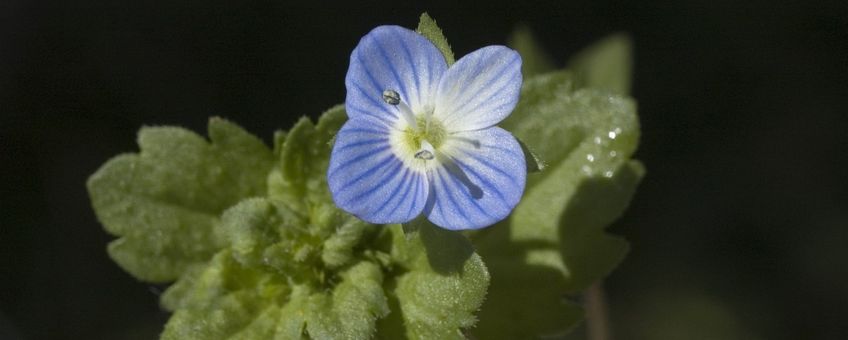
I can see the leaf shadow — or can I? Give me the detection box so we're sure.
[473,234,583,338]
[419,221,474,275]
[556,161,643,291]
[470,161,643,336]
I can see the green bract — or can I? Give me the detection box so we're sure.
[88,14,642,339]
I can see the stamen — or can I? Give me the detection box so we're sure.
[414,140,435,160]
[382,89,417,129]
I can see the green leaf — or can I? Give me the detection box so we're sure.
[416,13,455,66]
[268,105,346,217]
[377,223,490,339]
[219,198,315,280]
[305,261,389,340]
[87,118,275,282]
[472,69,643,337]
[501,71,640,243]
[220,195,375,281]
[160,250,288,340]
[508,25,556,78]
[161,249,388,340]
[266,106,377,271]
[321,216,372,268]
[161,194,384,339]
[568,33,633,94]
[271,286,311,340]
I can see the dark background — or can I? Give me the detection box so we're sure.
[2,1,847,339]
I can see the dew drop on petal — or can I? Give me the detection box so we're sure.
[382,89,400,105]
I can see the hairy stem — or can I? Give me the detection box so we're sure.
[586,281,611,340]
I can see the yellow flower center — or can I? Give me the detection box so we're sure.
[404,114,446,158]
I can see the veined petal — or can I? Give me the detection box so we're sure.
[328,119,429,224]
[433,46,522,132]
[424,127,526,230]
[345,25,448,126]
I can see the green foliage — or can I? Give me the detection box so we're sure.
[88,14,643,340]
[471,32,643,338]
[416,13,455,66]
[268,105,346,214]
[508,25,556,78]
[569,33,633,94]
[90,109,489,338]
[87,118,275,282]
[376,223,489,340]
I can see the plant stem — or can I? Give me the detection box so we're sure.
[586,281,611,340]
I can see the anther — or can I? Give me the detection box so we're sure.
[382,90,400,105]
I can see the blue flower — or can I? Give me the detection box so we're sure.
[327,25,526,230]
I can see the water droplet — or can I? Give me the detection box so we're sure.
[382,89,400,105]
[415,140,436,160]
[604,170,613,178]
[594,137,602,144]
[608,131,617,139]
[581,165,592,174]
[586,154,595,162]
[609,151,617,157]
[414,150,434,160]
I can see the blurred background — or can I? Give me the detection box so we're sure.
[2,1,847,339]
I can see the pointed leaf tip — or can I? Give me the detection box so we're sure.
[416,13,456,66]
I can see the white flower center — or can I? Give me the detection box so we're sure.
[383,89,446,165]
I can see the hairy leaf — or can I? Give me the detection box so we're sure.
[162,198,387,340]
[473,66,642,336]
[376,223,489,339]
[268,105,346,214]
[87,118,274,282]
[416,12,455,66]
[304,261,389,339]
[160,251,286,340]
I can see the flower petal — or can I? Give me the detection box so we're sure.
[328,119,429,224]
[433,46,522,132]
[345,25,448,126]
[424,127,526,230]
